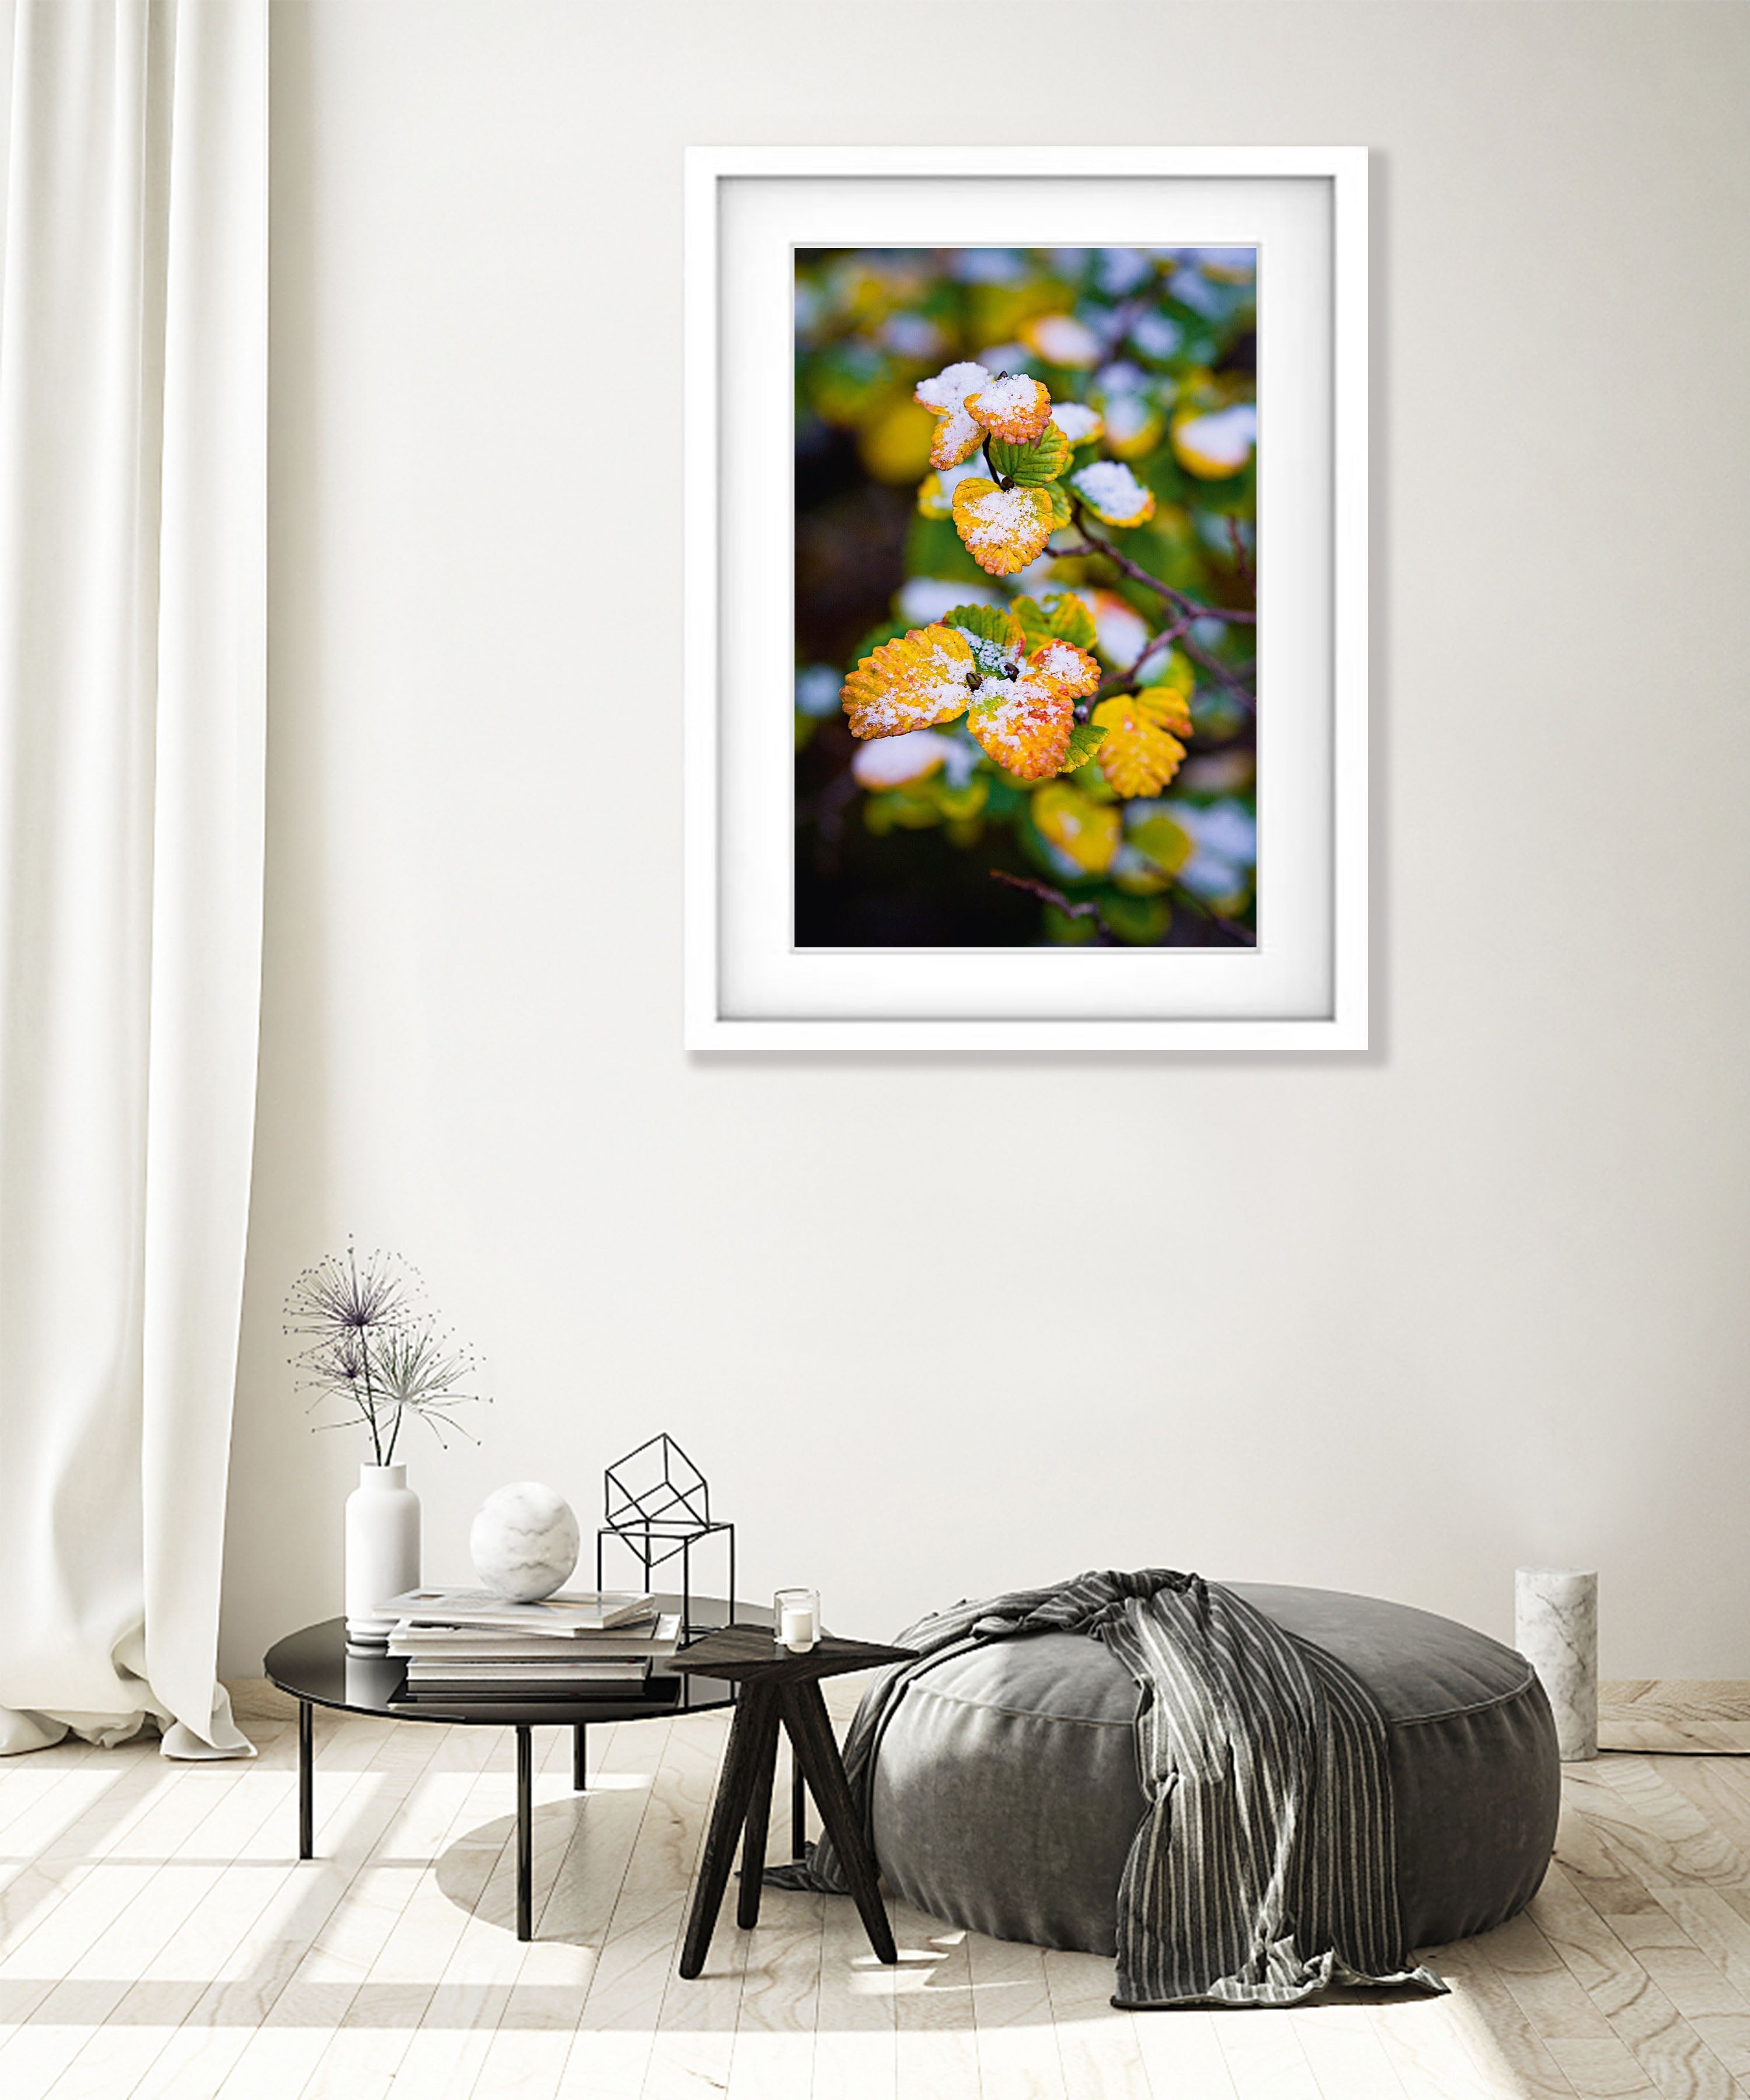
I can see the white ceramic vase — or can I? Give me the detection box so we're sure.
[345,1462,421,1646]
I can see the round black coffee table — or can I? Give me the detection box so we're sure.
[265,1594,784,1940]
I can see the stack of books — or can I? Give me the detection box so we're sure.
[377,1588,682,1707]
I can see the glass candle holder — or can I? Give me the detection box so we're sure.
[774,1587,820,1653]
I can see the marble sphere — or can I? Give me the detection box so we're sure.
[469,1483,580,1603]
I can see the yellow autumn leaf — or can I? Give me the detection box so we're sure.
[1049,401,1104,446]
[951,477,1056,577]
[1020,313,1102,369]
[1150,646,1196,710]
[914,361,993,470]
[1032,782,1121,874]
[966,673,1074,780]
[1091,690,1188,797]
[1170,404,1257,479]
[1100,393,1164,460]
[841,625,975,740]
[1129,814,1195,876]
[1023,636,1100,701]
[1070,461,1156,528]
[964,372,1054,444]
[858,398,937,483]
[915,463,979,519]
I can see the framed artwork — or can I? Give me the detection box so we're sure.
[684,147,1367,1051]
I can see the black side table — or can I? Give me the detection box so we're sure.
[670,1626,915,1979]
[264,1600,755,1943]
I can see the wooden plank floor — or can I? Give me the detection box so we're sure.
[1601,1684,1750,1755]
[4,1680,1750,2098]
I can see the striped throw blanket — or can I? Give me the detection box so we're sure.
[770,1569,1447,2009]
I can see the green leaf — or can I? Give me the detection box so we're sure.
[1102,891,1172,945]
[1044,482,1074,528]
[988,425,1072,487]
[848,618,908,666]
[940,603,1021,650]
[1130,815,1194,876]
[1042,904,1100,946]
[1059,722,1110,774]
[957,630,1017,677]
[932,778,989,822]
[904,513,988,588]
[1044,593,1097,650]
[1012,596,1052,648]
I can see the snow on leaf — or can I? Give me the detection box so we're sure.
[915,461,982,518]
[950,477,1056,576]
[1171,404,1257,479]
[965,373,1053,445]
[1024,636,1100,701]
[1032,782,1121,874]
[897,576,999,625]
[1100,391,1164,460]
[1089,589,1150,667]
[1020,312,1102,368]
[914,361,993,469]
[1091,690,1188,797]
[958,629,1021,678]
[965,664,1076,779]
[841,625,977,740]
[960,636,1093,779]
[1070,460,1156,528]
[851,729,956,788]
[987,424,1071,487]
[1049,400,1104,446]
[942,603,1024,652]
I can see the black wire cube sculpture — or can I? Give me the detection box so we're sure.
[596,1433,734,1640]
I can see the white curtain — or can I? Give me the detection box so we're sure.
[0,0,266,1758]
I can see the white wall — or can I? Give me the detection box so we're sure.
[220,0,1750,1681]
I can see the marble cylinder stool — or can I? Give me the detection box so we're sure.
[1516,1567,1598,1762]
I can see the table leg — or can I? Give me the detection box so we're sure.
[790,1753,806,1861]
[298,1701,313,1860]
[516,1726,533,1942]
[573,1723,587,1793]
[736,1695,782,1930]
[679,1683,774,1979]
[781,1683,897,1965]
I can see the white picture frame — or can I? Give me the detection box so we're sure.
[685,146,1368,1052]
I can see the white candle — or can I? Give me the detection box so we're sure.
[780,1603,817,1651]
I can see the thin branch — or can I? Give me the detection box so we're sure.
[1096,611,1195,701]
[1060,518,1257,625]
[1178,639,1256,706]
[991,869,1110,936]
[1172,886,1256,945]
[995,868,1251,949]
[1225,514,1255,594]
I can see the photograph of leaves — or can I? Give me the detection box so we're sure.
[795,244,1258,950]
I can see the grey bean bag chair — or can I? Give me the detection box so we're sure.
[868,1582,1559,1957]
